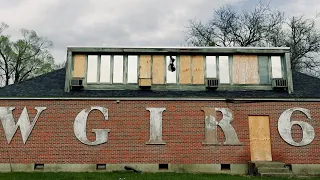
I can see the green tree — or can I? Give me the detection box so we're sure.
[0,23,56,86]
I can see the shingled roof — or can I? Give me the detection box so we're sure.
[0,68,319,99]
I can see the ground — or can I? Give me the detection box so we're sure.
[0,172,318,180]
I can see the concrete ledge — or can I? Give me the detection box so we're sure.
[0,163,251,174]
[0,164,11,172]
[44,164,96,172]
[292,164,320,175]
[231,164,248,174]
[10,164,34,172]
[169,164,220,173]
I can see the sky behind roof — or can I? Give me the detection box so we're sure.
[0,0,319,63]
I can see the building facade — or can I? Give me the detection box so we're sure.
[0,47,319,175]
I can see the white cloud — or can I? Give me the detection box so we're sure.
[3,0,318,64]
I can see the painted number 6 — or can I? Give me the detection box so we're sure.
[278,108,315,146]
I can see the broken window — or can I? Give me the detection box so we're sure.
[218,56,230,83]
[86,55,98,83]
[166,56,177,83]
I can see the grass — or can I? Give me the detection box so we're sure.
[0,172,318,180]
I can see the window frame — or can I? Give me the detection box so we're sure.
[270,56,285,79]
[205,55,232,84]
[165,55,179,84]
[85,54,139,85]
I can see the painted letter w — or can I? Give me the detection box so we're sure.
[0,107,46,144]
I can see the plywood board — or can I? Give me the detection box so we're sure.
[139,55,152,79]
[233,55,259,84]
[248,116,272,161]
[179,55,192,84]
[152,55,165,84]
[139,78,151,87]
[73,54,86,78]
[192,55,205,84]
[246,55,259,84]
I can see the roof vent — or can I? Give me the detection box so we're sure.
[272,78,287,88]
[205,78,219,88]
[71,78,84,90]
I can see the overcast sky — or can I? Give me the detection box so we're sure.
[0,0,319,63]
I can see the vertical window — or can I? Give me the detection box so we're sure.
[271,56,282,78]
[166,56,177,83]
[258,56,270,84]
[206,56,217,78]
[113,55,124,83]
[100,55,111,83]
[87,55,98,83]
[127,56,138,83]
[219,56,230,83]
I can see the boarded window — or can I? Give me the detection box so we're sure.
[232,55,259,84]
[87,55,98,83]
[113,55,124,83]
[152,55,165,84]
[179,55,191,84]
[219,56,230,83]
[127,55,138,83]
[271,56,282,78]
[192,55,205,84]
[73,54,86,78]
[166,56,177,83]
[100,55,111,83]
[206,56,217,78]
[258,56,270,84]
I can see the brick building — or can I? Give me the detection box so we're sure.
[0,47,319,175]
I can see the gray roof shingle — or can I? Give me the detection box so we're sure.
[0,68,319,99]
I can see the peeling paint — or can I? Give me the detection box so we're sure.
[278,107,315,146]
[202,107,242,145]
[74,106,110,146]
[0,106,46,144]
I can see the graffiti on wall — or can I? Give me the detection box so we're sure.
[0,106,316,146]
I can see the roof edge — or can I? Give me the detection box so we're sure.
[67,46,290,54]
[0,97,319,101]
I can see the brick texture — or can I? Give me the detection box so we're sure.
[0,100,319,164]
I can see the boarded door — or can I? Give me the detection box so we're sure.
[248,116,272,161]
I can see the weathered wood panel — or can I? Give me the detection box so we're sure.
[152,55,165,84]
[139,55,152,79]
[232,55,259,84]
[248,116,272,161]
[246,55,259,84]
[73,54,86,78]
[139,78,151,87]
[192,55,205,84]
[179,55,192,84]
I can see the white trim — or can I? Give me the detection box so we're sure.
[67,46,290,50]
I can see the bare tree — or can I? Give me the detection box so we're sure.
[186,1,284,47]
[185,1,320,76]
[0,24,55,86]
[285,16,320,74]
